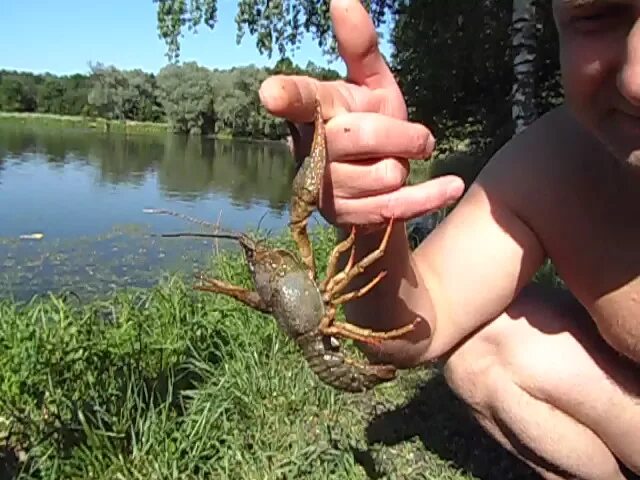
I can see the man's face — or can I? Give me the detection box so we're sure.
[553,0,640,166]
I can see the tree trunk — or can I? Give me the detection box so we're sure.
[511,0,538,134]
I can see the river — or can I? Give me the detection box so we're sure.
[0,124,319,302]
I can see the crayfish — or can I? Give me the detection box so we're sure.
[149,99,419,392]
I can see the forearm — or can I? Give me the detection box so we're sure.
[336,221,437,368]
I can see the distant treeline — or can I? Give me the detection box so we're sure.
[0,59,341,139]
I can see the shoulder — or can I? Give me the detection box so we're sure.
[480,105,590,184]
[475,105,603,223]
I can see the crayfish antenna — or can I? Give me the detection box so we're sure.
[158,232,242,241]
[143,207,242,240]
[255,210,270,235]
[142,208,220,228]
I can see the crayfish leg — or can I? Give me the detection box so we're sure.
[331,270,387,306]
[289,98,327,280]
[320,315,421,346]
[194,274,272,314]
[324,217,394,298]
[320,225,356,292]
[290,209,315,279]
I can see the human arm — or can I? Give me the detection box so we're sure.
[259,0,547,367]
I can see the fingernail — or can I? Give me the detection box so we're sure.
[258,77,284,111]
[426,133,436,155]
[446,179,464,199]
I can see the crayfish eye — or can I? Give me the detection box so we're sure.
[242,247,255,265]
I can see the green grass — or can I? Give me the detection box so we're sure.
[0,227,539,479]
[0,112,168,136]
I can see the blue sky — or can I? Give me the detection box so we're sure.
[1,0,392,76]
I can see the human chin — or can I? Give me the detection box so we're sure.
[628,151,640,168]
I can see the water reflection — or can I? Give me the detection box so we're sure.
[156,136,295,209]
[0,124,296,207]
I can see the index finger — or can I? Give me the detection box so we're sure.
[258,75,363,123]
[331,0,405,116]
[259,0,406,123]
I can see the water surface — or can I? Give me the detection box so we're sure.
[0,124,316,302]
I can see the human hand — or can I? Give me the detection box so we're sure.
[259,0,465,229]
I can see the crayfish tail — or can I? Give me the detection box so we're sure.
[298,335,397,393]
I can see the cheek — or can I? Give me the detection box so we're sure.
[560,44,596,97]
[559,38,612,118]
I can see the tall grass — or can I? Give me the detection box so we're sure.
[0,228,540,479]
[0,112,168,136]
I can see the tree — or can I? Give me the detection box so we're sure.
[392,0,563,152]
[511,0,538,134]
[392,0,515,145]
[88,64,163,122]
[154,0,394,62]
[62,74,94,116]
[36,77,67,115]
[121,69,164,122]
[0,62,336,139]
[156,62,217,134]
[0,74,37,112]
[88,63,130,120]
[154,1,562,136]
[154,0,218,62]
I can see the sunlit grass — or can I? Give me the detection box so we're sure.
[0,112,288,140]
[0,227,543,479]
[0,112,168,136]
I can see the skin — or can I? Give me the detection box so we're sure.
[259,0,640,477]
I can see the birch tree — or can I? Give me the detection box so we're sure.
[511,0,539,134]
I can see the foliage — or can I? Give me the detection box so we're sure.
[271,57,342,81]
[156,62,217,135]
[0,59,341,139]
[154,0,564,150]
[391,0,563,147]
[154,0,395,62]
[0,227,543,479]
[0,70,91,116]
[154,0,219,62]
[88,63,164,122]
[213,65,271,138]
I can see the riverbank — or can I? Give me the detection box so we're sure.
[0,111,168,136]
[0,112,289,145]
[0,226,539,479]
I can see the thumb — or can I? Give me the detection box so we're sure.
[330,0,406,119]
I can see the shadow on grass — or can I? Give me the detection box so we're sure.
[0,445,20,480]
[365,372,539,480]
[362,372,640,480]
